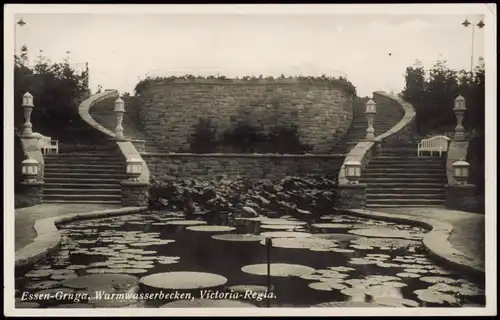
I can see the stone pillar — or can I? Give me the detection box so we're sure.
[19,181,44,206]
[121,180,149,207]
[335,184,367,209]
[445,184,479,213]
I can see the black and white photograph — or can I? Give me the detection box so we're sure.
[4,3,497,317]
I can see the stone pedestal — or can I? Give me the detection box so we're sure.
[335,183,367,209]
[445,184,478,213]
[19,181,44,206]
[121,180,149,207]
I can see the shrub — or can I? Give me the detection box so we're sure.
[188,118,217,153]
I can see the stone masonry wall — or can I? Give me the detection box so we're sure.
[137,79,354,153]
[143,153,344,181]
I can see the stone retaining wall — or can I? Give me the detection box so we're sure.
[142,153,344,181]
[137,78,354,153]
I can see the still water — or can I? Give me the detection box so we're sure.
[15,211,485,308]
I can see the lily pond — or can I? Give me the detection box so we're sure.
[15,211,485,308]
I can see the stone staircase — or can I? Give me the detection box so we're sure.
[361,143,447,208]
[331,97,404,154]
[43,146,126,204]
[89,96,164,153]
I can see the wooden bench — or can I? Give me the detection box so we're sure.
[417,135,450,157]
[34,133,59,155]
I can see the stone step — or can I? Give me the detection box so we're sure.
[44,168,125,174]
[44,158,124,164]
[364,168,445,173]
[44,164,124,169]
[44,172,129,179]
[366,204,445,208]
[367,193,445,199]
[43,194,121,201]
[43,199,122,204]
[44,183,121,189]
[367,163,445,168]
[366,198,445,205]
[44,177,123,184]
[365,182,445,188]
[367,188,445,194]
[361,177,447,183]
[44,188,122,195]
[369,160,446,165]
[363,172,446,178]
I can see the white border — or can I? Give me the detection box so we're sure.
[4,3,497,317]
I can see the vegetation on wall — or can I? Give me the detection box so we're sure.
[134,74,357,97]
[188,119,313,154]
[402,59,485,198]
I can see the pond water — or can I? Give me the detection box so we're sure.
[15,211,485,308]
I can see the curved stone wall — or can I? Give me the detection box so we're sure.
[136,79,354,153]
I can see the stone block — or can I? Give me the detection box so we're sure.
[445,184,480,213]
[335,183,367,209]
[121,180,149,207]
[20,181,44,206]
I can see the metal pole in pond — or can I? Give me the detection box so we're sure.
[266,237,272,308]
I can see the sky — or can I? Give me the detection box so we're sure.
[12,8,488,97]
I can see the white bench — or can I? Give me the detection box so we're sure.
[417,135,450,157]
[34,133,59,154]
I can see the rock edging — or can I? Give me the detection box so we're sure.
[338,207,485,283]
[15,207,146,270]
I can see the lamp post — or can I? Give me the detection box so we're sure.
[462,18,485,79]
[21,158,39,182]
[21,92,35,138]
[365,99,377,141]
[453,95,466,140]
[452,160,470,185]
[126,158,143,181]
[114,96,125,140]
[344,160,362,184]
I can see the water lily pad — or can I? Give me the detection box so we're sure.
[120,249,157,255]
[242,263,315,277]
[62,274,138,291]
[260,219,306,226]
[25,270,53,278]
[351,237,419,250]
[340,287,367,297]
[403,268,429,274]
[396,273,421,278]
[51,273,78,280]
[165,220,207,226]
[260,231,312,238]
[260,237,338,251]
[332,248,356,253]
[156,257,181,265]
[348,227,425,240]
[228,285,270,293]
[66,265,87,270]
[161,299,257,308]
[419,276,456,284]
[308,281,348,291]
[373,297,420,307]
[299,274,326,281]
[140,272,227,291]
[128,240,176,247]
[260,224,298,230]
[348,258,376,265]
[211,234,265,242]
[384,282,408,288]
[311,223,354,229]
[186,225,236,232]
[366,275,401,282]
[414,289,457,304]
[25,281,61,290]
[110,268,149,275]
[376,262,401,268]
[328,266,355,272]
[313,233,359,242]
[349,244,373,250]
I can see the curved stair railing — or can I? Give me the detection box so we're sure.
[338,92,416,186]
[78,91,150,183]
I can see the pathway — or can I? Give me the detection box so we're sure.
[15,203,120,251]
[380,207,485,269]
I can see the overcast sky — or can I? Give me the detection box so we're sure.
[12,8,488,97]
